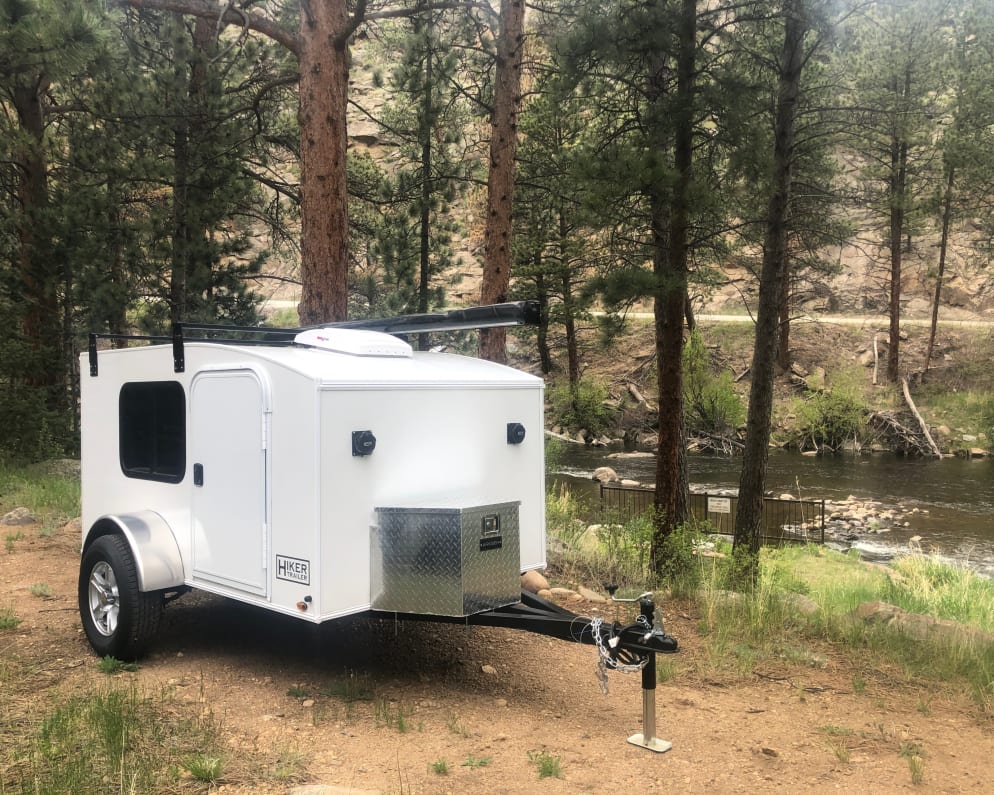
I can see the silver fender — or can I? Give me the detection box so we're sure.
[83,512,184,592]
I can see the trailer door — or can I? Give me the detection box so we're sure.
[190,369,269,597]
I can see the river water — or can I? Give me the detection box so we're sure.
[554,446,994,576]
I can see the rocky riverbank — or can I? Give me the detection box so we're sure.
[587,464,935,552]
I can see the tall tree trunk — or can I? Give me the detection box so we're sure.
[417,23,434,351]
[559,208,580,388]
[534,265,553,374]
[171,15,216,324]
[298,0,352,324]
[479,0,525,362]
[650,0,695,567]
[734,0,806,561]
[107,179,129,344]
[925,164,955,376]
[775,267,791,371]
[886,71,911,383]
[119,0,356,325]
[13,80,61,396]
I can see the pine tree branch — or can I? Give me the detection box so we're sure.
[119,0,300,56]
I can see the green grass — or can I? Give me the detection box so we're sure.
[460,754,492,768]
[97,656,139,674]
[183,754,224,783]
[265,306,300,328]
[886,555,994,633]
[547,487,994,713]
[430,759,450,775]
[0,458,80,530]
[528,750,563,779]
[321,669,375,702]
[0,604,20,630]
[29,582,51,598]
[3,685,224,793]
[374,699,417,732]
[699,545,994,712]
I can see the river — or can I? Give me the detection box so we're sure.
[553,446,994,576]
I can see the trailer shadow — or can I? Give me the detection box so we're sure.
[152,590,535,698]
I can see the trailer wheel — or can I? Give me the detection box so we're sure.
[78,535,163,660]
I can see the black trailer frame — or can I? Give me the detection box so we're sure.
[388,589,678,752]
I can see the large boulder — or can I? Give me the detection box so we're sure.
[521,570,550,594]
[591,466,620,484]
[2,507,35,526]
[855,601,994,646]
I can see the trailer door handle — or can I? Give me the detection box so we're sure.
[193,463,204,487]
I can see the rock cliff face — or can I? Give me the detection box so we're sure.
[700,249,993,319]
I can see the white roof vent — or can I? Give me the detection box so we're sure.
[294,328,413,358]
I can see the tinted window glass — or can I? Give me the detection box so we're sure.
[119,381,186,483]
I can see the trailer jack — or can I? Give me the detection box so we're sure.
[387,589,677,752]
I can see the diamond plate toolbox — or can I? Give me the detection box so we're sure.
[371,502,521,616]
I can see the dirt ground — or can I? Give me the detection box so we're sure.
[2,520,992,794]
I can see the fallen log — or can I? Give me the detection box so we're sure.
[901,377,942,458]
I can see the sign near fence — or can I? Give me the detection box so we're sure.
[598,483,826,546]
[707,497,731,514]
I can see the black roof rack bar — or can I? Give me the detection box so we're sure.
[88,332,172,376]
[326,301,540,335]
[87,302,541,376]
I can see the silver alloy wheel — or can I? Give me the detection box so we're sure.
[88,561,119,637]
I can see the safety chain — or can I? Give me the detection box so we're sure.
[590,616,651,677]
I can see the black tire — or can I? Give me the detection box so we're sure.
[78,535,163,660]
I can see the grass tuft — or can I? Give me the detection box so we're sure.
[97,656,139,674]
[0,604,20,630]
[184,754,224,783]
[528,750,563,779]
[29,582,51,598]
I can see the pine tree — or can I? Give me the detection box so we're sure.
[513,65,596,386]
[363,9,471,346]
[847,0,949,382]
[0,0,105,455]
[553,0,746,560]
[925,1,994,374]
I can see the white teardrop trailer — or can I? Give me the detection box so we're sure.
[79,303,676,750]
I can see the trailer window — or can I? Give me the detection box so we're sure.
[119,381,186,483]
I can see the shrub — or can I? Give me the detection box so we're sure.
[547,377,615,435]
[791,382,867,450]
[683,331,744,435]
[652,518,708,596]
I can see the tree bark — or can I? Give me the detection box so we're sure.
[775,266,791,371]
[13,80,61,394]
[534,265,553,374]
[559,207,580,388]
[479,0,525,362]
[886,69,911,383]
[734,0,806,560]
[649,0,695,566]
[170,14,216,323]
[925,164,955,376]
[297,0,352,324]
[122,0,358,325]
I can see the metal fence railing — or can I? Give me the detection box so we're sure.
[599,484,825,546]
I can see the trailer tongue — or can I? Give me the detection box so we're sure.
[394,587,678,752]
[79,302,677,751]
